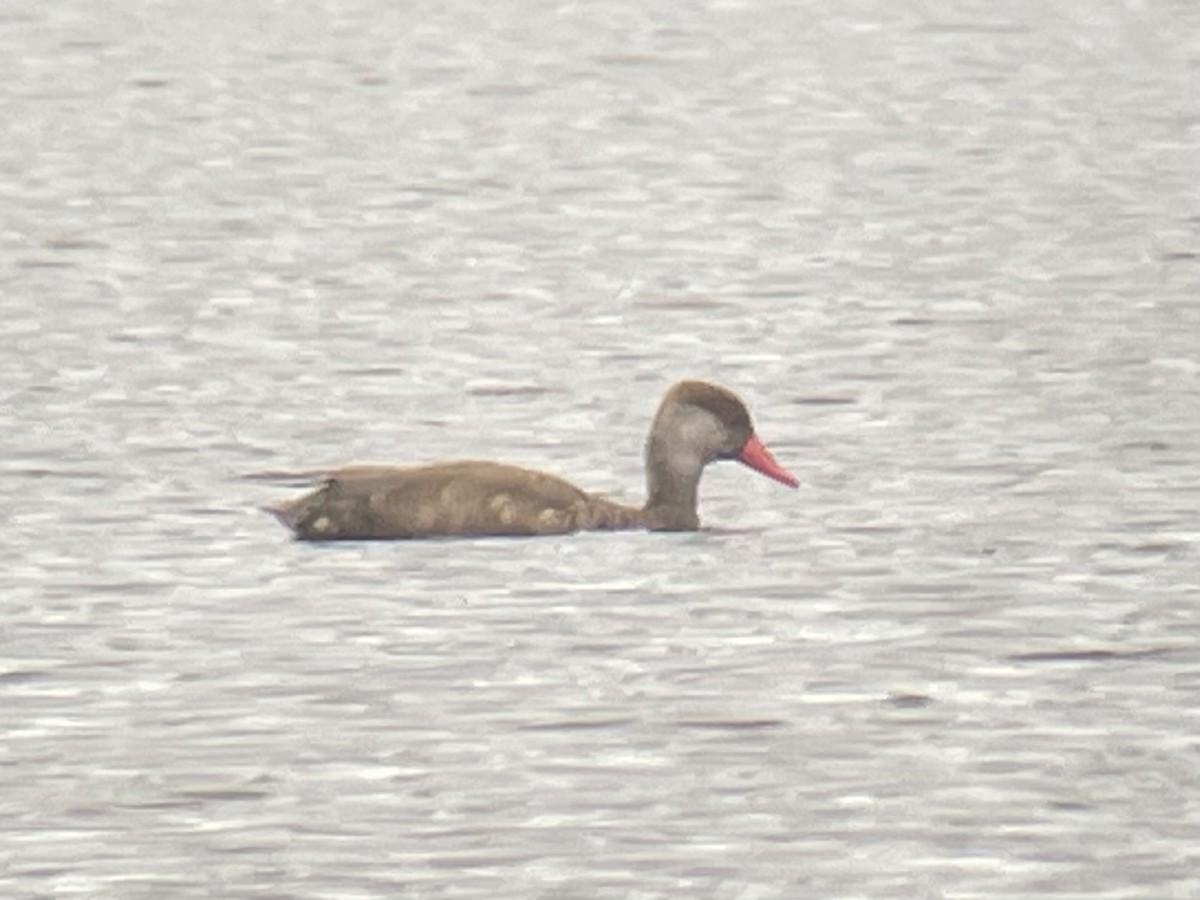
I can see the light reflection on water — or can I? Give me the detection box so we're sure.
[2,0,1198,897]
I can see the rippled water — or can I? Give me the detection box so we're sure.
[3,0,1199,897]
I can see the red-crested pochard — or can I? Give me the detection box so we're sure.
[265,379,797,540]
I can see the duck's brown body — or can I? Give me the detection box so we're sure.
[269,461,649,540]
[265,380,797,541]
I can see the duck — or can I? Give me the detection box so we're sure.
[264,379,797,540]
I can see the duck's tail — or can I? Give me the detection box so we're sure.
[260,497,305,532]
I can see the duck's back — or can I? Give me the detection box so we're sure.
[267,460,643,540]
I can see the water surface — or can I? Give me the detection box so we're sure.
[2,1,1198,897]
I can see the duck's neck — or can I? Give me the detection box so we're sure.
[642,433,703,531]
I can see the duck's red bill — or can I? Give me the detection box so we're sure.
[738,432,799,488]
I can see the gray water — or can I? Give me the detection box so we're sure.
[2,1,1199,897]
